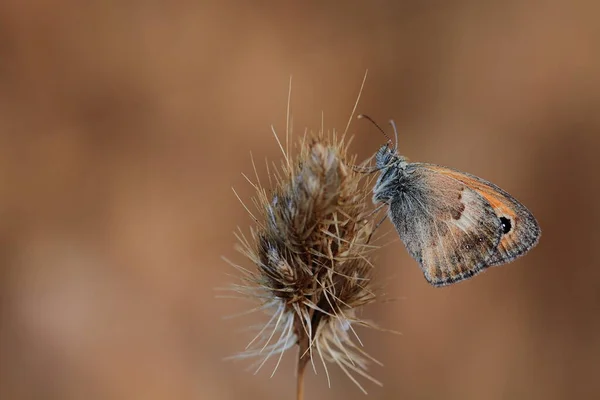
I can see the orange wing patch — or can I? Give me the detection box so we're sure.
[425,166,515,218]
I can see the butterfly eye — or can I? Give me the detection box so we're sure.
[500,217,512,234]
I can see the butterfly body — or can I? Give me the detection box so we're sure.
[373,143,540,287]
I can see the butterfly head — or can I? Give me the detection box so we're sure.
[375,142,403,169]
[373,143,407,204]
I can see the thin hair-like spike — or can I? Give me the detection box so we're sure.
[254,316,294,375]
[270,318,295,378]
[245,302,284,350]
[270,125,287,162]
[232,188,261,226]
[343,69,369,141]
[315,333,332,389]
[286,75,292,170]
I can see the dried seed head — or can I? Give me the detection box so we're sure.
[226,128,383,393]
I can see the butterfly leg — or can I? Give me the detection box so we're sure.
[366,204,388,244]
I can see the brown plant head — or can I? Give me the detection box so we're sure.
[225,127,384,394]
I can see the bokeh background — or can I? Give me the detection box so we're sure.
[1,1,599,399]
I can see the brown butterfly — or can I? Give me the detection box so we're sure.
[363,115,541,286]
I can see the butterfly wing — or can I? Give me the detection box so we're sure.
[423,164,541,266]
[388,164,504,286]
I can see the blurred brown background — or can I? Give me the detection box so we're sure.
[1,1,599,399]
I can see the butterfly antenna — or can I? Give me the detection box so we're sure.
[357,114,392,145]
[389,120,399,151]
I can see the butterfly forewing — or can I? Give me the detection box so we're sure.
[388,165,504,286]
[422,165,541,266]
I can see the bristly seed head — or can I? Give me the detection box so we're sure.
[225,129,384,394]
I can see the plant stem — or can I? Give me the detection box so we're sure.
[296,334,310,400]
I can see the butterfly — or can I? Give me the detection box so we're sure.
[361,115,541,287]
